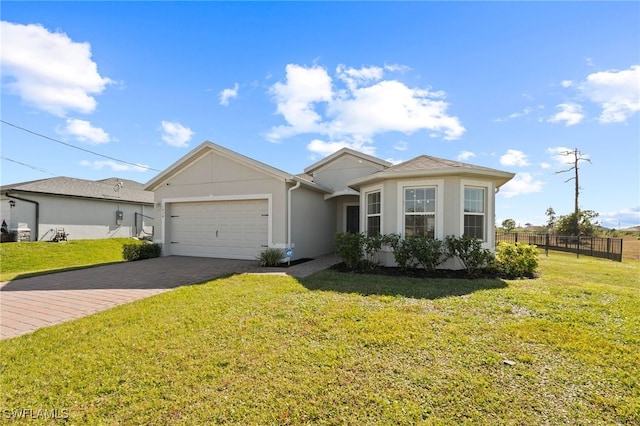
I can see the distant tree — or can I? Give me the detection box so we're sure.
[545,207,556,233]
[502,219,516,233]
[555,210,600,236]
[555,149,591,235]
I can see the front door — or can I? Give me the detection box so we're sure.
[346,205,360,233]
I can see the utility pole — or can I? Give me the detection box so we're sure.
[556,148,591,235]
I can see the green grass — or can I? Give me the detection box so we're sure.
[1,253,638,424]
[0,238,141,281]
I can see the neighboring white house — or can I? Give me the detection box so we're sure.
[0,177,154,241]
[145,141,515,268]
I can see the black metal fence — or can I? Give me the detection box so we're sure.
[495,233,623,262]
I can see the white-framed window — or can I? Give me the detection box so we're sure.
[403,187,436,238]
[397,179,444,239]
[366,190,381,236]
[463,186,486,240]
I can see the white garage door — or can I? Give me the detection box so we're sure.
[168,199,269,259]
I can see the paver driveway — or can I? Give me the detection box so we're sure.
[0,256,256,340]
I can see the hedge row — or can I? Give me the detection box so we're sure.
[122,243,162,262]
[334,233,538,278]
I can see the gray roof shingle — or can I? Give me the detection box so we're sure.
[386,155,504,173]
[1,177,153,204]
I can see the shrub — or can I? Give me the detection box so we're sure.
[445,235,494,276]
[334,233,384,271]
[257,248,285,267]
[334,232,364,270]
[362,233,384,269]
[494,242,538,278]
[122,242,162,261]
[387,234,447,272]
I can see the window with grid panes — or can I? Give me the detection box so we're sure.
[404,187,436,238]
[464,187,485,240]
[366,191,381,236]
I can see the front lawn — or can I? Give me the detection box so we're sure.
[0,238,142,281]
[0,253,638,424]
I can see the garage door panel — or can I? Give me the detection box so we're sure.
[169,199,268,259]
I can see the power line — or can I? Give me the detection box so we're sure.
[1,156,56,176]
[0,119,161,172]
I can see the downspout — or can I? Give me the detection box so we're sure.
[6,192,39,241]
[287,180,301,253]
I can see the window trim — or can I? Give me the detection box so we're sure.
[362,184,384,236]
[396,179,444,239]
[460,179,494,245]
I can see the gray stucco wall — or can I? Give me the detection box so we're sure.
[1,194,153,241]
[312,155,386,191]
[290,185,337,259]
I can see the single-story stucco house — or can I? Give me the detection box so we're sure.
[145,142,515,268]
[1,177,154,241]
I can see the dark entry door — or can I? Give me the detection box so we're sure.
[346,206,360,233]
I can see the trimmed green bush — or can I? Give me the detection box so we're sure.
[494,242,538,278]
[334,233,383,271]
[445,235,494,276]
[334,232,364,270]
[257,248,285,267]
[122,243,162,262]
[386,234,447,272]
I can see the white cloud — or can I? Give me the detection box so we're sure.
[494,106,544,123]
[393,141,408,151]
[500,149,530,167]
[384,157,404,165]
[336,64,384,91]
[327,80,465,140]
[548,103,584,126]
[59,118,110,144]
[219,83,239,106]
[499,173,544,198]
[307,139,376,157]
[457,151,476,161]
[267,63,465,151]
[80,160,148,172]
[561,80,573,88]
[599,207,640,229]
[267,64,333,141]
[546,146,589,167]
[160,121,194,148]
[383,63,411,73]
[580,65,640,123]
[0,21,112,116]
[540,162,552,169]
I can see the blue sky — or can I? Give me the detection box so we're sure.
[1,2,639,228]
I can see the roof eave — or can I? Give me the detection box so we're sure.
[4,189,153,205]
[288,177,332,194]
[145,141,295,191]
[348,168,515,189]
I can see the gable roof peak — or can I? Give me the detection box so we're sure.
[304,147,392,174]
[388,154,497,172]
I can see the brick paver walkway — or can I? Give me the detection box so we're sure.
[0,254,340,340]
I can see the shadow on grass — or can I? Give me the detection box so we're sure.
[299,270,508,300]
[1,261,125,282]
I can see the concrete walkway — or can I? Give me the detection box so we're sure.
[0,254,340,340]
